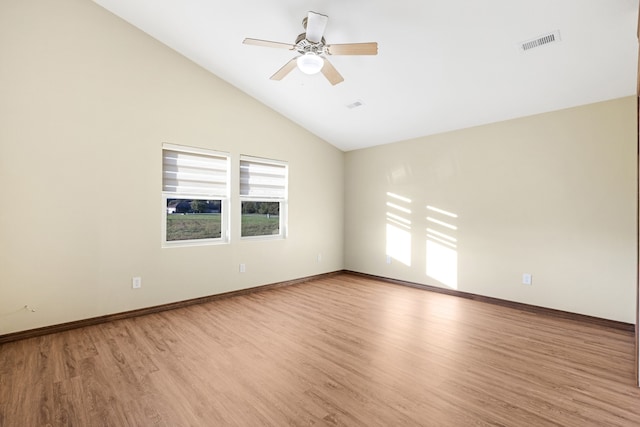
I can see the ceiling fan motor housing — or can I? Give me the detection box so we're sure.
[295,33,326,55]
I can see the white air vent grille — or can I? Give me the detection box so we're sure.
[519,30,561,52]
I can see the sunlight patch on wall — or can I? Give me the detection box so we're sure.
[427,205,458,218]
[426,206,458,289]
[387,192,412,204]
[387,223,412,266]
[386,192,412,266]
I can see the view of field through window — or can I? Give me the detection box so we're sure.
[166,199,221,241]
[241,201,280,237]
[166,199,280,241]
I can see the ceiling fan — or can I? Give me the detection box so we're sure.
[243,11,378,86]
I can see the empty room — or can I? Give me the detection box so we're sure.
[1,0,640,426]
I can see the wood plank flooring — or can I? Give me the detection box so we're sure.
[1,273,639,426]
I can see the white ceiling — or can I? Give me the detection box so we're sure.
[93,0,639,152]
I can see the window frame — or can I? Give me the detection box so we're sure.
[239,155,288,240]
[162,143,230,247]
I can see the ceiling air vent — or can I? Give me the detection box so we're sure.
[519,30,561,52]
[346,100,364,109]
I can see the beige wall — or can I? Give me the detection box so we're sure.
[0,0,344,334]
[345,97,637,323]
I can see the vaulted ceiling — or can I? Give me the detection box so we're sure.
[93,0,639,151]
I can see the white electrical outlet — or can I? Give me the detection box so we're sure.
[522,273,532,285]
[132,276,142,289]
[239,263,246,273]
[317,253,322,263]
[386,255,392,264]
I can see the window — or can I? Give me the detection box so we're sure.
[162,144,230,246]
[240,156,288,238]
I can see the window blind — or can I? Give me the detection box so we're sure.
[240,157,287,199]
[163,149,228,197]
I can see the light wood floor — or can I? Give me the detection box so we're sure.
[1,273,639,426]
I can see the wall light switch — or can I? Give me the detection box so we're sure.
[522,273,532,285]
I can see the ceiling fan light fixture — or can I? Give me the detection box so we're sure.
[296,53,324,75]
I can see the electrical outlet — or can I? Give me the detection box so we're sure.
[317,253,322,263]
[239,263,246,273]
[522,273,532,285]
[386,255,392,264]
[132,276,142,289]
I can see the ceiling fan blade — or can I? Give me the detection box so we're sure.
[321,58,344,86]
[305,11,329,43]
[243,38,295,50]
[326,42,378,55]
[270,58,299,81]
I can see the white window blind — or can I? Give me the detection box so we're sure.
[240,157,287,199]
[163,148,229,197]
